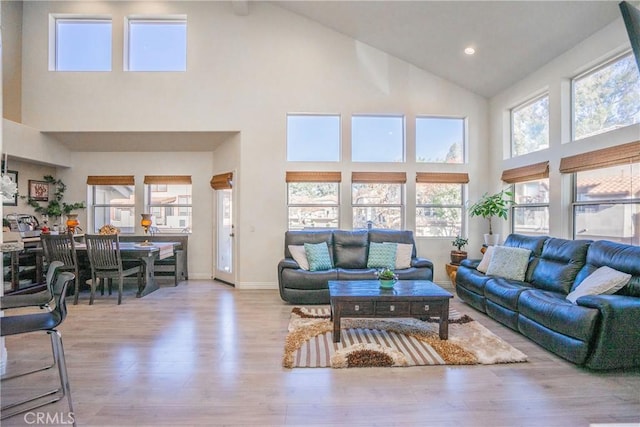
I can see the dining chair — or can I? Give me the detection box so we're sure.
[85,234,143,305]
[1,272,76,423]
[1,261,64,311]
[41,232,81,305]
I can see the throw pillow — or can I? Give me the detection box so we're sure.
[566,266,631,304]
[304,242,333,271]
[288,245,309,270]
[367,242,397,269]
[384,242,413,269]
[485,246,531,281]
[476,245,495,273]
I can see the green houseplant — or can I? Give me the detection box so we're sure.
[468,189,515,245]
[450,235,469,265]
[375,267,398,289]
[22,175,86,227]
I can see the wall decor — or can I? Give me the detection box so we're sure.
[2,170,18,206]
[28,180,49,202]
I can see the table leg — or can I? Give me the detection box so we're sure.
[439,299,450,340]
[137,253,159,297]
[332,304,341,343]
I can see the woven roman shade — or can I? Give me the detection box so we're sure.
[285,171,342,183]
[559,141,640,174]
[351,172,407,183]
[143,175,192,185]
[86,175,135,185]
[210,172,233,190]
[501,161,549,183]
[416,172,469,184]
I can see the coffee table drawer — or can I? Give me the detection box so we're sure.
[341,301,374,315]
[410,301,445,316]
[376,301,410,316]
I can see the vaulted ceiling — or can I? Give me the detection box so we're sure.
[271,1,623,98]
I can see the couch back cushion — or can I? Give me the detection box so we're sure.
[368,229,417,258]
[333,230,369,268]
[529,238,591,294]
[504,234,548,281]
[284,230,334,261]
[573,240,640,297]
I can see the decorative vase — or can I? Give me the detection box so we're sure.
[66,213,79,234]
[379,279,396,289]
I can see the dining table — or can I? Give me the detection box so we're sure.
[31,241,180,298]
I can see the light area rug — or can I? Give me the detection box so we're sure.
[283,307,528,368]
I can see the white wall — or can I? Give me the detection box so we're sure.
[489,18,640,240]
[15,1,490,288]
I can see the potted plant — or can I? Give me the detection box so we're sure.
[375,267,398,289]
[468,189,515,245]
[450,235,468,265]
[21,175,86,231]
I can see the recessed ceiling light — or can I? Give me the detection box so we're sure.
[464,47,476,55]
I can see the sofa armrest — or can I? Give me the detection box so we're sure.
[460,258,481,269]
[577,294,640,369]
[279,258,300,270]
[411,257,433,270]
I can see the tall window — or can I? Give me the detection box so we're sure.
[352,115,404,162]
[126,17,187,71]
[573,52,640,140]
[287,114,340,162]
[144,176,192,233]
[87,176,135,233]
[415,173,468,237]
[511,94,549,157]
[286,172,340,230]
[51,17,112,71]
[503,162,550,236]
[416,117,465,163]
[352,172,405,230]
[572,163,639,245]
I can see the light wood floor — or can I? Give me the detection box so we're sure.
[2,280,639,426]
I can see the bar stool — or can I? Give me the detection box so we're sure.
[1,261,64,311]
[1,272,76,423]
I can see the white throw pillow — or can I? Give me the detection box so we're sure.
[485,246,531,281]
[566,266,631,304]
[385,242,413,269]
[288,245,310,270]
[476,245,495,273]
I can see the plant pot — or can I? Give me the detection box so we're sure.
[450,250,467,265]
[484,233,500,246]
[379,279,396,289]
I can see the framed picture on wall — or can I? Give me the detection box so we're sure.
[2,170,18,206]
[28,180,49,202]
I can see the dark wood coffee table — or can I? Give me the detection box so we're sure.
[328,280,453,343]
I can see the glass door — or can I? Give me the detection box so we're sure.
[215,189,234,284]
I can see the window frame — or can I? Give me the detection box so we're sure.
[510,93,549,157]
[415,116,466,164]
[351,182,405,230]
[144,177,193,234]
[351,114,405,163]
[286,114,341,162]
[89,183,136,234]
[286,181,340,230]
[415,182,466,238]
[49,14,112,71]
[124,15,188,72]
[571,51,640,141]
[510,179,550,236]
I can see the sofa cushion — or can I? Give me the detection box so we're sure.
[288,245,309,270]
[285,230,334,259]
[388,242,413,269]
[529,238,590,294]
[337,268,378,280]
[485,278,532,311]
[518,289,599,342]
[456,265,492,295]
[573,240,640,297]
[477,245,494,273]
[504,234,548,281]
[280,268,338,291]
[367,242,397,269]
[485,246,531,281]
[566,266,631,303]
[304,242,333,271]
[333,230,368,269]
[368,229,417,257]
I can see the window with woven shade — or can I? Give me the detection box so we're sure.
[87,176,136,234]
[352,172,405,230]
[415,172,468,237]
[286,171,341,230]
[501,162,550,237]
[144,175,192,234]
